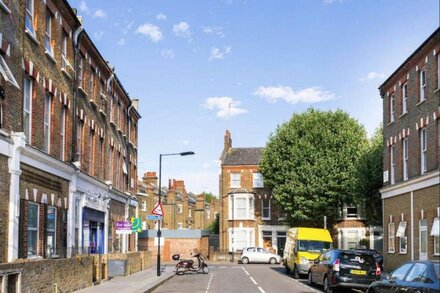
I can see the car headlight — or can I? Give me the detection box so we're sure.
[301,257,309,264]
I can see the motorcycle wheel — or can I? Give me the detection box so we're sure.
[176,266,185,275]
[202,266,209,274]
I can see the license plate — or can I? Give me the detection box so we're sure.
[350,270,367,275]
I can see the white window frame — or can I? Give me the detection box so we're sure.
[188,208,192,218]
[25,0,35,34]
[46,206,57,255]
[229,193,255,220]
[419,219,428,260]
[434,234,440,256]
[388,222,395,253]
[141,201,146,212]
[60,106,66,161]
[230,172,241,188]
[420,128,427,174]
[61,32,68,70]
[76,120,83,160]
[261,199,271,220]
[23,77,32,143]
[419,69,426,102]
[43,94,52,153]
[397,221,407,254]
[177,204,183,214]
[89,68,94,96]
[389,94,394,123]
[228,227,254,252]
[402,83,407,114]
[390,145,395,184]
[403,138,408,181]
[45,10,53,56]
[252,172,264,188]
[78,58,83,88]
[27,202,39,258]
[89,129,94,174]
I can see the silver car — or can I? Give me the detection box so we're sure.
[240,247,281,264]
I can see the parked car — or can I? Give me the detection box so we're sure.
[367,260,440,293]
[240,247,281,264]
[354,249,384,269]
[308,249,381,292]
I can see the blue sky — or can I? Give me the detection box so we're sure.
[68,0,439,196]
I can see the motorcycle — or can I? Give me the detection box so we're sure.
[173,251,209,275]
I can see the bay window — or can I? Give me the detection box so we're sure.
[229,193,254,220]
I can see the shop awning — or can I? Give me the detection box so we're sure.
[396,221,407,238]
[430,218,439,237]
[0,55,19,89]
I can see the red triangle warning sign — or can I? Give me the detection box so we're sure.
[151,202,164,216]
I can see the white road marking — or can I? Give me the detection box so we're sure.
[241,266,250,275]
[258,287,266,293]
[205,272,214,293]
[250,277,258,285]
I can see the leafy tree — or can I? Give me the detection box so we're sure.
[202,192,216,203]
[208,213,220,234]
[259,109,368,228]
[355,125,383,226]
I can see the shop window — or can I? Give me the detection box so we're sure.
[27,202,39,258]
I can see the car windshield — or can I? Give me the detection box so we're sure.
[297,240,332,253]
[340,252,375,266]
[434,263,440,279]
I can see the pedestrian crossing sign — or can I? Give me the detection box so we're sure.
[151,202,164,216]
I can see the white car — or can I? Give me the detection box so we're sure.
[240,247,281,264]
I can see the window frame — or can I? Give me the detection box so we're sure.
[252,172,264,188]
[60,106,66,161]
[61,31,68,70]
[261,199,271,220]
[45,9,54,56]
[402,83,408,114]
[230,172,241,188]
[177,204,183,214]
[43,93,52,153]
[46,206,57,255]
[27,202,39,258]
[78,58,84,88]
[76,120,83,162]
[25,0,35,34]
[229,193,254,220]
[419,219,428,260]
[419,69,426,102]
[420,128,427,174]
[390,145,395,184]
[388,222,395,253]
[389,94,395,123]
[23,77,32,143]
[89,129,95,175]
[403,138,409,181]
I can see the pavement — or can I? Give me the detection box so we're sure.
[74,264,176,293]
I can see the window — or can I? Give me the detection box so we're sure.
[396,221,407,254]
[109,147,114,182]
[261,199,270,220]
[60,107,66,161]
[43,94,52,153]
[390,145,395,184]
[76,120,83,161]
[346,206,359,218]
[432,218,440,255]
[98,138,103,178]
[390,263,413,281]
[89,130,94,175]
[27,202,39,257]
[229,193,254,220]
[419,219,428,260]
[419,69,426,102]
[347,231,358,249]
[437,53,440,89]
[405,263,427,283]
[230,173,241,188]
[236,198,246,218]
[177,223,183,229]
[389,94,394,123]
[61,32,68,70]
[25,0,35,34]
[230,228,254,252]
[402,83,407,114]
[89,69,94,96]
[188,208,192,217]
[253,173,264,188]
[177,204,183,214]
[403,138,409,181]
[45,10,53,55]
[420,128,427,174]
[46,206,56,256]
[388,222,395,253]
[141,201,146,212]
[78,58,83,88]
[23,78,32,143]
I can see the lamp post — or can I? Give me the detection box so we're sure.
[157,151,195,277]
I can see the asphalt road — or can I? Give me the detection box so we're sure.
[152,263,361,293]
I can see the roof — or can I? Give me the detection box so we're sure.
[222,147,264,166]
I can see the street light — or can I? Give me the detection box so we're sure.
[157,151,195,276]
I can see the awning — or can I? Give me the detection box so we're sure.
[0,55,19,89]
[430,218,439,237]
[396,221,407,238]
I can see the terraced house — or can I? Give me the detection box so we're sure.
[380,27,439,271]
[0,0,140,266]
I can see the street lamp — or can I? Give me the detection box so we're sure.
[157,151,195,276]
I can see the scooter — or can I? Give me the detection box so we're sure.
[173,252,209,275]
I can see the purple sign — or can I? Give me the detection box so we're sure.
[116,221,132,234]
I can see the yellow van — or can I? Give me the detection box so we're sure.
[283,227,333,278]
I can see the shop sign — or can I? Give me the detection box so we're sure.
[116,221,132,235]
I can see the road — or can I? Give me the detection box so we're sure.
[153,263,362,293]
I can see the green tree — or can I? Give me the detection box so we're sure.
[202,192,216,203]
[208,213,220,234]
[259,109,368,228]
[355,125,383,226]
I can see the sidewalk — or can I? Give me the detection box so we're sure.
[75,264,175,293]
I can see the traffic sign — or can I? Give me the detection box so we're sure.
[146,215,162,221]
[151,202,164,216]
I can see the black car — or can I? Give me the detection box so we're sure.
[367,260,440,293]
[354,249,384,268]
[308,249,381,292]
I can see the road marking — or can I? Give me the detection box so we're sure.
[241,266,250,275]
[250,277,257,285]
[205,272,214,293]
[258,287,266,293]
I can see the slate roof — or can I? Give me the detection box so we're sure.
[222,147,264,166]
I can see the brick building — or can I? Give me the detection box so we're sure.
[219,130,289,256]
[379,27,439,271]
[0,0,140,263]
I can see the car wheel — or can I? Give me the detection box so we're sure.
[323,276,332,293]
[367,288,376,293]
[269,257,277,264]
[293,265,300,279]
[307,271,313,285]
[242,257,249,264]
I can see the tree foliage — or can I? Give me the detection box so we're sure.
[208,213,220,234]
[259,109,368,227]
[355,125,383,226]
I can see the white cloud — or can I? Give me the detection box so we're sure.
[359,71,385,82]
[93,9,107,18]
[79,1,89,12]
[324,0,344,4]
[135,23,163,43]
[122,21,134,34]
[202,26,225,38]
[117,38,125,45]
[93,31,104,40]
[156,13,167,20]
[182,140,189,146]
[161,49,175,59]
[173,21,191,38]
[254,86,335,104]
[204,96,247,119]
[209,47,231,61]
